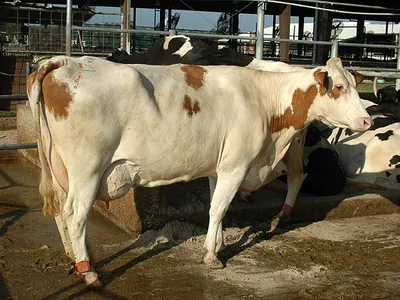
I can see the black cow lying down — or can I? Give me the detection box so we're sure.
[107,35,348,227]
[107,35,253,66]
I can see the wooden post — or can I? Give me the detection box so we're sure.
[315,4,333,64]
[279,5,291,62]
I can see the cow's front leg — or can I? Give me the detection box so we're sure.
[204,174,244,268]
[64,176,101,287]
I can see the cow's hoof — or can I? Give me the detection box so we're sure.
[268,216,280,233]
[268,213,291,232]
[83,272,102,288]
[204,253,224,269]
[239,192,253,202]
[87,278,103,289]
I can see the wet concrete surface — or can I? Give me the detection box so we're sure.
[0,155,399,299]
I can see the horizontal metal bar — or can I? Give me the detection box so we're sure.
[268,0,400,16]
[287,0,400,12]
[339,42,400,49]
[0,94,28,100]
[175,31,258,41]
[343,67,400,72]
[262,37,332,45]
[72,26,170,36]
[352,71,400,79]
[73,26,400,50]
[0,143,37,150]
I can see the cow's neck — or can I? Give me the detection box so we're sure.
[259,70,319,136]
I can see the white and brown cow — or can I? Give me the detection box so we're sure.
[27,56,372,286]
[108,35,354,227]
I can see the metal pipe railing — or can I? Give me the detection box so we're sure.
[0,143,37,150]
[0,95,28,100]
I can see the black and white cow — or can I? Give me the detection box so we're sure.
[107,35,253,67]
[321,98,400,189]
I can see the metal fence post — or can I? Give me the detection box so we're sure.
[312,2,318,65]
[397,32,400,91]
[169,29,177,36]
[66,0,72,56]
[331,40,339,58]
[256,1,265,60]
[25,62,31,81]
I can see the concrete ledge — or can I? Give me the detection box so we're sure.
[0,116,16,130]
[17,103,39,167]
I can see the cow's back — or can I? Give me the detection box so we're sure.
[35,57,269,186]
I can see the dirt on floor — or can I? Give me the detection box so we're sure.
[0,154,400,300]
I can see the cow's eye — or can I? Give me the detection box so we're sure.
[336,84,343,91]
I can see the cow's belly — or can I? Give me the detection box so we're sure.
[240,161,287,193]
[96,157,215,201]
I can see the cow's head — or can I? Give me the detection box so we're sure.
[312,58,372,132]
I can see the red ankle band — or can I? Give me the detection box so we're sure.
[282,204,293,215]
[75,261,91,274]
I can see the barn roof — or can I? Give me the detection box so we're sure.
[8,1,400,22]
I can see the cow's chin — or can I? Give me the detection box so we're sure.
[318,116,346,129]
[318,116,373,132]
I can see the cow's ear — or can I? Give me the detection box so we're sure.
[350,71,365,86]
[314,69,328,92]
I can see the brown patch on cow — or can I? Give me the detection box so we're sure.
[330,86,341,100]
[183,95,200,117]
[313,69,328,96]
[181,65,207,89]
[42,72,73,121]
[270,85,318,133]
[27,71,37,97]
[351,71,365,86]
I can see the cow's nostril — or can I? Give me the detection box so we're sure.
[364,118,373,129]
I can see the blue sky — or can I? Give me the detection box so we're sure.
[87,7,315,32]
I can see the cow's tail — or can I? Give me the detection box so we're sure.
[27,56,70,217]
[373,77,378,99]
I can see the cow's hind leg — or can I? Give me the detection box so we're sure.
[208,176,225,253]
[53,186,74,260]
[270,132,307,232]
[204,174,244,268]
[63,174,102,287]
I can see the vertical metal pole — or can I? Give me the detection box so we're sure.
[66,0,72,56]
[25,63,31,82]
[396,32,400,91]
[331,40,339,58]
[126,0,131,54]
[120,1,125,50]
[167,5,172,30]
[272,14,276,56]
[256,1,265,60]
[297,15,304,57]
[312,2,318,65]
